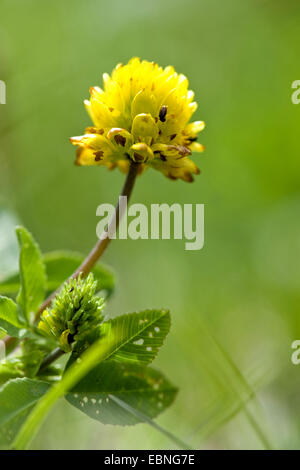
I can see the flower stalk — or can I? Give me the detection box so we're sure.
[34,160,140,321]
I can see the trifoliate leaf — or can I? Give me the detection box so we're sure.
[66,360,177,426]
[99,309,171,365]
[16,227,46,324]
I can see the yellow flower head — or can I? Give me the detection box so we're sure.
[70,58,205,182]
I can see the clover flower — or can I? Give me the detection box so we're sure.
[70,58,205,182]
[38,274,104,352]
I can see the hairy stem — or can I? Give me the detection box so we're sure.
[35,161,140,321]
[39,347,64,372]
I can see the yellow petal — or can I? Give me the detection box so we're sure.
[59,330,72,353]
[152,143,191,158]
[185,121,205,135]
[131,89,157,118]
[190,142,205,153]
[131,113,158,143]
[107,127,133,148]
[75,147,102,166]
[71,134,115,166]
[130,142,154,163]
[89,94,120,128]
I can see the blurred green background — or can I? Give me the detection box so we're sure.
[1,0,300,450]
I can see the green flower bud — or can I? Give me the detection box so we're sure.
[38,273,104,352]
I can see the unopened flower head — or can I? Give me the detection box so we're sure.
[38,273,104,352]
[70,58,205,182]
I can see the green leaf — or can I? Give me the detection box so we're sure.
[21,351,46,378]
[16,227,46,323]
[0,296,24,337]
[66,360,177,426]
[0,359,24,386]
[0,251,115,299]
[0,378,50,447]
[99,309,171,365]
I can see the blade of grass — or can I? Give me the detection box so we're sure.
[186,391,253,443]
[200,322,272,450]
[109,394,191,450]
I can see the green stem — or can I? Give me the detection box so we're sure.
[39,347,64,372]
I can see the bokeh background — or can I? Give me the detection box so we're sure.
[1,0,300,450]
